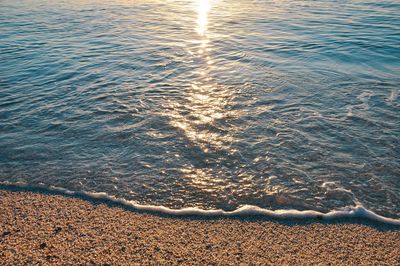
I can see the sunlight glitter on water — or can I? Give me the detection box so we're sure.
[196,0,210,36]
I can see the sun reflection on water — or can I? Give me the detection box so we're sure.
[164,0,246,193]
[167,0,240,156]
[196,0,210,36]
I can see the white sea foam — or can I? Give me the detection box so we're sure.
[388,89,398,103]
[356,90,374,110]
[346,105,353,117]
[1,181,399,225]
[321,181,354,196]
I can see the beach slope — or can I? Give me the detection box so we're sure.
[1,189,399,265]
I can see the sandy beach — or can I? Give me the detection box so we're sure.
[0,189,399,265]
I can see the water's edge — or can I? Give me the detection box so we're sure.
[1,181,399,226]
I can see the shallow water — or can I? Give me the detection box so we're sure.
[0,0,399,219]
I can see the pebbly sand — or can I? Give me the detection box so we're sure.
[0,189,399,265]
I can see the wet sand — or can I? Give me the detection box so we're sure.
[0,189,399,265]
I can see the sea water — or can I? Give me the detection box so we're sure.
[0,0,399,222]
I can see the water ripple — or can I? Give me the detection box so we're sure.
[0,0,399,218]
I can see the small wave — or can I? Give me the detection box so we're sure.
[1,181,399,226]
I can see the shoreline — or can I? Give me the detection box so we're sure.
[1,183,399,225]
[1,189,399,265]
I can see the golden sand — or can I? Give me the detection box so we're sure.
[0,189,399,265]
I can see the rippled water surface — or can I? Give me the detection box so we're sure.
[1,0,399,218]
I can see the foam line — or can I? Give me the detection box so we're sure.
[1,181,399,225]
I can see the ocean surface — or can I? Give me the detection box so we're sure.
[1,0,399,221]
